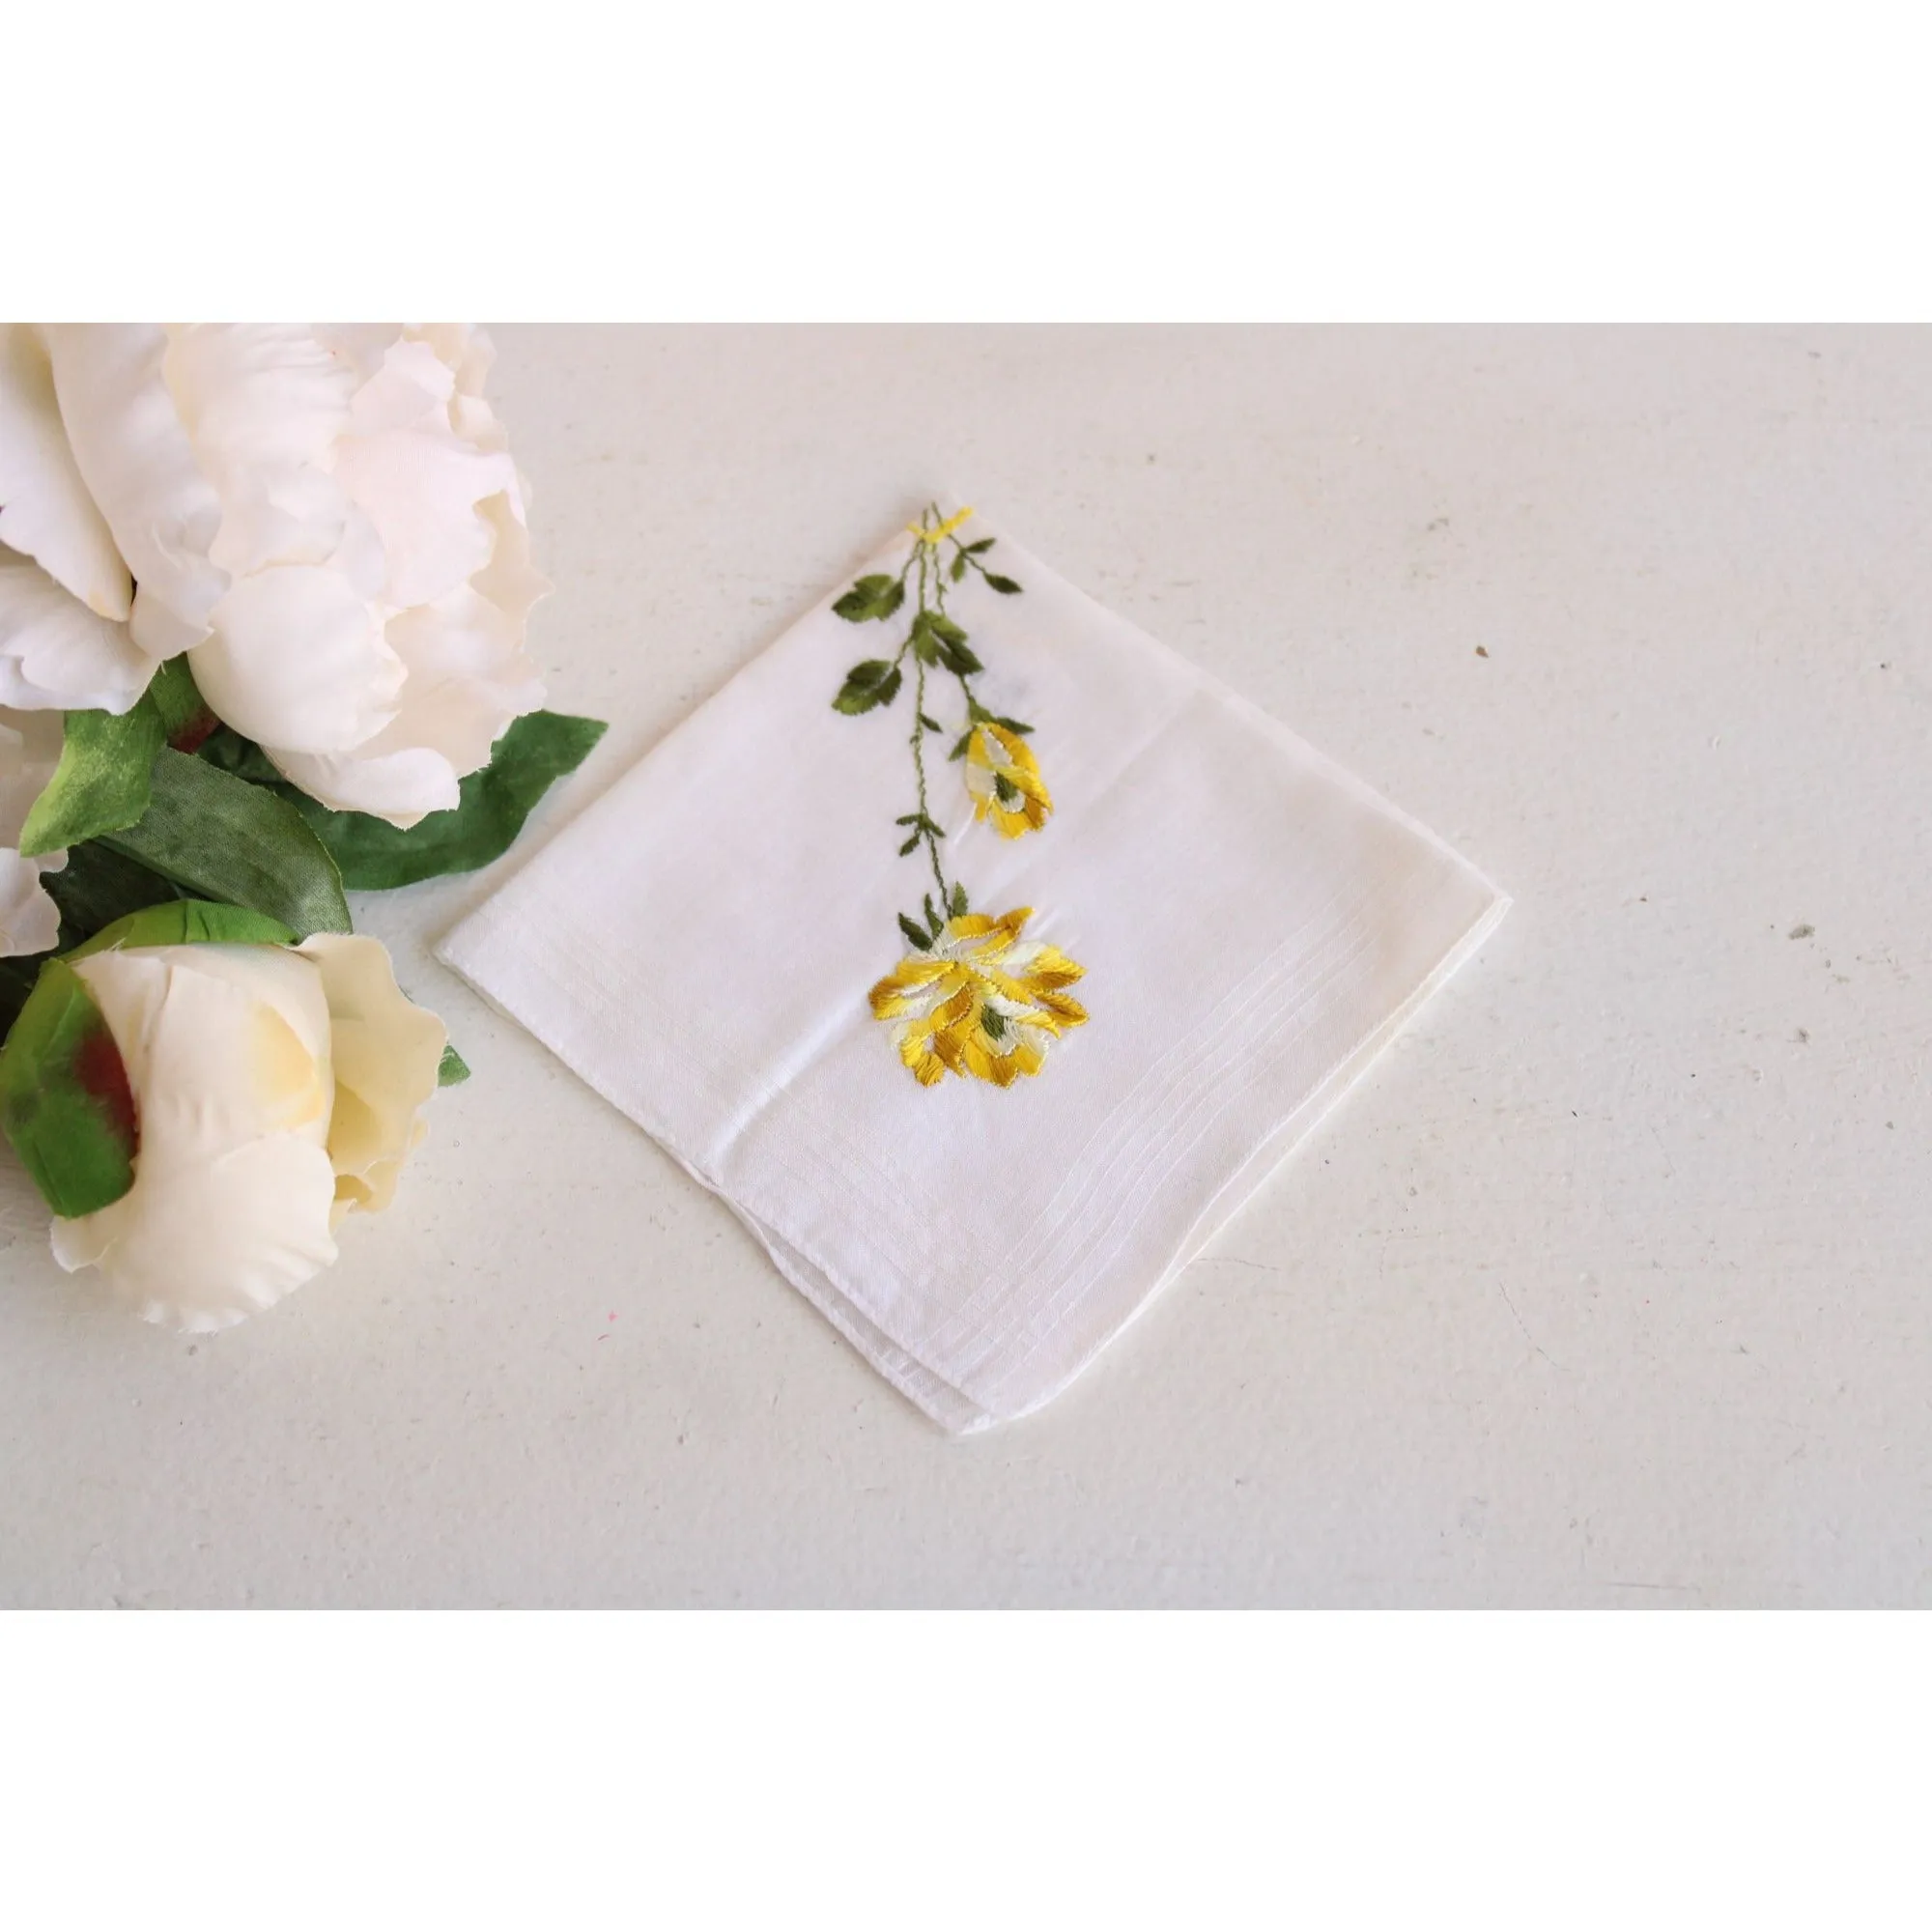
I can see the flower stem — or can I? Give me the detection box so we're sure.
[909,540,951,911]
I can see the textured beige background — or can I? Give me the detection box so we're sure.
[2,326,1926,1607]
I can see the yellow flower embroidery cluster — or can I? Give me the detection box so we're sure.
[964,720,1052,837]
[870,909,1088,1087]
[830,505,1089,1089]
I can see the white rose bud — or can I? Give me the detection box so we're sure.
[3,916,448,1329]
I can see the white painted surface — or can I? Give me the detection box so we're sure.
[2,326,1926,1607]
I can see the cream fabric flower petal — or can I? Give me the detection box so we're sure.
[344,335,456,438]
[0,846,60,956]
[0,703,64,841]
[332,424,520,609]
[268,741,465,824]
[41,325,229,659]
[0,325,132,620]
[310,324,401,389]
[168,323,356,581]
[189,562,406,753]
[1,704,66,956]
[0,547,154,714]
[52,1134,340,1330]
[265,491,547,826]
[298,933,445,1220]
[52,945,340,1328]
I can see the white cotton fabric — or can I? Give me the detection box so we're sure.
[438,518,1509,1432]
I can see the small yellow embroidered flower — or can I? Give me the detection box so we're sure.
[964,723,1051,838]
[907,505,975,545]
[868,907,1088,1089]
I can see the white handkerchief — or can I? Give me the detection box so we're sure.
[438,509,1508,1432]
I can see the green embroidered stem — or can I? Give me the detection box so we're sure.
[827,503,1028,951]
[908,550,951,911]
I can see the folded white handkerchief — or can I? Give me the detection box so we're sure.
[439,508,1508,1432]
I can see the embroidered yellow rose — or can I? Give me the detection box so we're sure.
[869,907,1087,1088]
[964,722,1051,838]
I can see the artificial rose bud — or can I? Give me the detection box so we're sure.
[0,904,448,1329]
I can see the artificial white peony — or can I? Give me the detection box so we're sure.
[0,327,152,714]
[0,704,67,955]
[0,323,548,826]
[49,931,447,1329]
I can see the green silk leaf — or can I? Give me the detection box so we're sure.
[0,955,138,1218]
[897,913,932,952]
[146,656,218,752]
[103,751,352,938]
[0,958,38,1039]
[982,574,1022,595]
[268,711,609,890]
[43,843,185,952]
[16,699,165,857]
[66,900,297,961]
[196,728,284,785]
[437,1042,471,1086]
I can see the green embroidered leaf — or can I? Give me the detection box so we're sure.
[267,712,608,890]
[982,574,1022,595]
[833,660,902,714]
[438,1042,470,1086]
[104,751,352,938]
[66,900,298,961]
[898,833,920,855]
[950,554,966,582]
[833,575,904,622]
[948,731,972,760]
[16,700,166,857]
[949,883,969,916]
[964,538,995,554]
[919,712,943,733]
[897,913,932,952]
[994,716,1034,735]
[895,813,922,826]
[146,656,218,752]
[928,612,968,646]
[908,611,942,665]
[993,773,1020,805]
[923,893,941,936]
[0,955,138,1219]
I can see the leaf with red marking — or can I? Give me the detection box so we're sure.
[0,956,139,1218]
